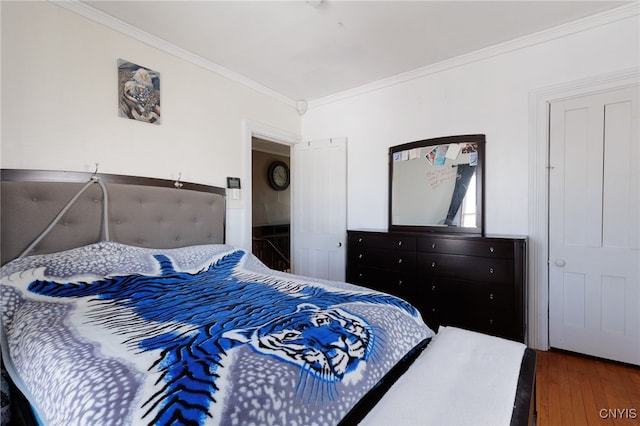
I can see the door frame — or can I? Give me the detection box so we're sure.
[528,67,639,350]
[240,119,299,251]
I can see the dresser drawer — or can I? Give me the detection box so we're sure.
[349,232,416,251]
[463,256,514,283]
[417,253,514,283]
[349,247,415,272]
[347,266,414,301]
[468,283,514,312]
[422,279,456,303]
[417,237,514,258]
[466,309,516,339]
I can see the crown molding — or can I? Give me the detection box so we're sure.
[50,1,637,110]
[50,0,296,108]
[309,2,640,109]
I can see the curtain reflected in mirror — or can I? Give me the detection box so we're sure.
[389,135,484,234]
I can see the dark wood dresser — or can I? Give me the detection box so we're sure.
[347,230,526,342]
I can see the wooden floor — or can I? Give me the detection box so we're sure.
[536,350,640,425]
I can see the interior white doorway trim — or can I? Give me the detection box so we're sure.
[528,67,640,350]
[238,119,299,251]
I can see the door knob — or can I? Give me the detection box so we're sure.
[337,242,342,247]
[555,259,566,267]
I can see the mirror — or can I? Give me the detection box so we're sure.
[389,134,484,234]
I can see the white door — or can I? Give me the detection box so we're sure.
[549,86,639,365]
[291,138,347,281]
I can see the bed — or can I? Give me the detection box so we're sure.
[0,169,535,426]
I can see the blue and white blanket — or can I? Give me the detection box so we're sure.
[1,242,433,426]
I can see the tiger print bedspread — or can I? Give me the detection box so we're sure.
[1,242,433,426]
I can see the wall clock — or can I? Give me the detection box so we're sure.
[268,161,290,190]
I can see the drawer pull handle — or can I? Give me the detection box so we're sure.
[489,319,494,325]
[489,293,494,300]
[398,258,403,264]
[398,241,402,246]
[358,273,363,278]
[358,238,363,243]
[431,261,436,268]
[398,280,403,286]
[490,246,494,253]
[489,267,494,274]
[359,254,363,259]
[431,243,436,249]
[431,285,436,291]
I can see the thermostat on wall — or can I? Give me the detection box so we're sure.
[227,177,241,200]
[227,177,241,189]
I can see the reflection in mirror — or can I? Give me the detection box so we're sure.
[389,134,484,234]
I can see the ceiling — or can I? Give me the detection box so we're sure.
[81,0,632,102]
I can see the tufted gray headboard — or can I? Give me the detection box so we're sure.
[0,169,226,265]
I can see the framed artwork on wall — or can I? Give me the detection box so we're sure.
[118,59,161,125]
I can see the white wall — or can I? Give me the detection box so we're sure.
[0,1,301,246]
[1,2,637,250]
[301,12,639,236]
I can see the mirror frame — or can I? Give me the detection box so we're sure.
[388,134,485,234]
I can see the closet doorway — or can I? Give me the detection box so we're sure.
[251,138,291,272]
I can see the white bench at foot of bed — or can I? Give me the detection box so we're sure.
[361,326,527,426]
